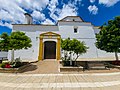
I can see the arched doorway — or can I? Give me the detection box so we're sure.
[44,41,56,59]
[38,32,61,60]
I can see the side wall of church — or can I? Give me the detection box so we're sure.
[58,22,120,60]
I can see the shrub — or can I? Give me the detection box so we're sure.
[0,62,10,68]
[62,57,70,66]
[0,63,6,68]
[13,62,22,68]
[0,58,26,68]
[5,63,11,68]
[0,58,23,68]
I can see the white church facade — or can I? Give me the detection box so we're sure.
[8,13,119,61]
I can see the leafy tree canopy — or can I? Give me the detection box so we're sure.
[96,16,120,60]
[0,31,32,51]
[0,33,10,51]
[10,31,32,50]
[71,39,88,55]
[61,38,88,61]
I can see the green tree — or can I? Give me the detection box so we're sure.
[96,16,120,61]
[61,38,72,60]
[71,39,88,61]
[10,31,32,61]
[61,38,88,65]
[0,31,32,61]
[0,33,10,51]
[10,31,32,50]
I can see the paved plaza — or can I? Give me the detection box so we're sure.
[23,60,59,74]
[0,60,120,90]
[0,72,120,90]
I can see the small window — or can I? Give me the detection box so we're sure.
[74,26,78,33]
[73,19,75,21]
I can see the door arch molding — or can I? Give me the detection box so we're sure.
[38,32,61,60]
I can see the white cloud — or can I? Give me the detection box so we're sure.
[0,0,25,28]
[50,3,78,21]
[48,0,58,12]
[90,0,95,3]
[15,0,49,10]
[0,0,25,23]
[31,11,46,21]
[48,0,80,22]
[57,4,78,20]
[99,0,120,7]
[0,10,13,21]
[0,21,12,29]
[88,5,98,15]
[0,0,80,28]
[0,0,49,28]
[42,19,54,25]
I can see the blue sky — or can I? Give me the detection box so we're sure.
[0,0,120,34]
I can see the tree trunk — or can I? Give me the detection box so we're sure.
[74,54,80,66]
[115,52,119,61]
[64,51,67,60]
[11,49,14,62]
[69,52,72,66]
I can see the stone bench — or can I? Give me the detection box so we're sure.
[87,61,108,70]
[60,64,83,72]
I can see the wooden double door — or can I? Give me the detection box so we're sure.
[44,41,56,59]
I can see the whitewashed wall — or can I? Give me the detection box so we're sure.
[8,31,38,61]
[58,21,120,60]
[58,21,97,58]
[0,51,8,60]
[10,18,120,61]
[10,25,59,61]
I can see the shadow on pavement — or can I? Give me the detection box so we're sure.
[22,64,38,73]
